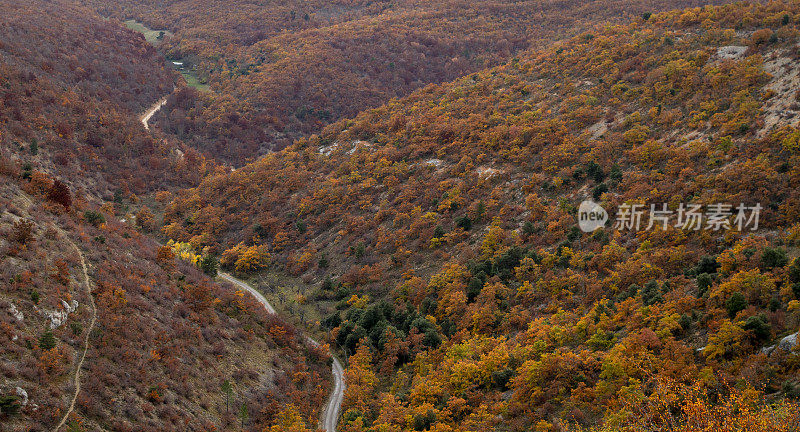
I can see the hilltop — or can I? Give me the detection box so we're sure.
[80,0,728,164]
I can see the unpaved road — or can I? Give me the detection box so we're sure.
[143,93,346,430]
[322,356,345,432]
[220,272,276,314]
[218,272,345,432]
[139,96,167,130]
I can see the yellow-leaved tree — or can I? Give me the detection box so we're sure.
[234,244,271,273]
[267,404,312,432]
[343,339,377,419]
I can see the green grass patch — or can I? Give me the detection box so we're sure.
[236,272,335,343]
[124,20,171,45]
[178,68,211,92]
[124,19,210,92]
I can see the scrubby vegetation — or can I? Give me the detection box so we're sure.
[0,1,329,430]
[82,0,726,164]
[163,2,800,430]
[0,178,329,430]
[5,0,800,430]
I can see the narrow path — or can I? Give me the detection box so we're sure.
[218,272,345,432]
[219,272,276,314]
[139,96,167,130]
[141,93,345,429]
[53,234,97,431]
[16,194,98,431]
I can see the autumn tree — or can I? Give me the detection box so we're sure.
[156,245,176,269]
[136,206,155,231]
[343,339,377,418]
[47,179,72,210]
[267,405,312,432]
[10,219,34,245]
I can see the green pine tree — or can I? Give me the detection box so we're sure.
[220,380,233,413]
[39,330,56,350]
[238,402,248,430]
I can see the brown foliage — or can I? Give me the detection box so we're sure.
[10,219,35,245]
[46,179,72,210]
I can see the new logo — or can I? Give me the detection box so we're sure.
[578,200,608,232]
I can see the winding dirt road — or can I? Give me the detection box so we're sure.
[140,94,345,430]
[322,357,345,432]
[218,272,345,432]
[139,96,167,130]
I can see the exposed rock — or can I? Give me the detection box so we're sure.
[347,140,372,154]
[319,141,340,156]
[779,331,799,351]
[8,302,23,321]
[586,119,609,139]
[761,331,798,355]
[477,166,501,178]
[716,45,747,60]
[424,158,443,167]
[758,53,800,137]
[37,299,79,329]
[15,387,28,406]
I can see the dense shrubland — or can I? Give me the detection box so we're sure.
[164,2,800,430]
[0,174,329,430]
[0,0,217,197]
[4,0,800,430]
[81,0,728,164]
[1,1,329,430]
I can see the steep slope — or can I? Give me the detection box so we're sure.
[0,0,171,112]
[81,0,729,164]
[0,177,330,431]
[166,2,800,430]
[0,0,215,197]
[0,1,330,430]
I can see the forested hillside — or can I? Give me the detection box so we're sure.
[0,177,329,431]
[0,0,170,113]
[0,0,217,198]
[164,2,800,430]
[1,1,330,430]
[81,0,728,164]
